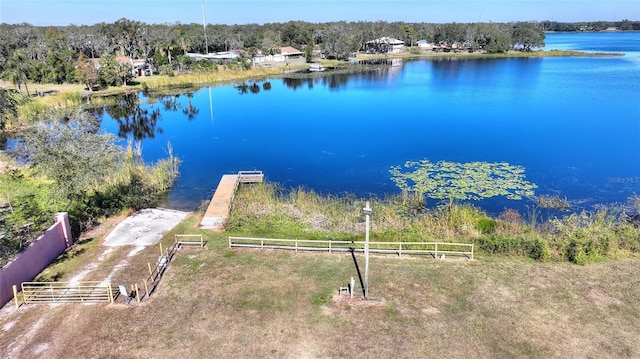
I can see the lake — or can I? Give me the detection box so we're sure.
[100,32,640,214]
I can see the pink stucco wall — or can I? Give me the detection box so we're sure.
[0,212,72,307]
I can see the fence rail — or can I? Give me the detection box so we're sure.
[143,237,180,299]
[238,170,264,183]
[13,234,206,307]
[19,281,114,304]
[175,234,205,247]
[228,237,473,259]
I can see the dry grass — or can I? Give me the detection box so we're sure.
[0,81,86,95]
[1,215,639,358]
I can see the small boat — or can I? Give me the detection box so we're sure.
[309,63,325,72]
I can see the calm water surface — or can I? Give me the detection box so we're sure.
[100,32,640,214]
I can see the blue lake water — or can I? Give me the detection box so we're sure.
[100,32,640,214]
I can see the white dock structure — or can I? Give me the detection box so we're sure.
[200,171,264,230]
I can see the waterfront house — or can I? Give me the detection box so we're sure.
[417,40,435,51]
[90,56,152,76]
[280,46,303,59]
[364,37,405,54]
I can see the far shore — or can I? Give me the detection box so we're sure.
[1,49,624,108]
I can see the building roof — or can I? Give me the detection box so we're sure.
[366,37,405,45]
[280,46,302,55]
[186,52,238,60]
[114,56,146,66]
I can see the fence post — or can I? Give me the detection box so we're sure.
[107,285,114,303]
[148,262,152,276]
[13,285,19,308]
[471,244,474,260]
[435,243,438,259]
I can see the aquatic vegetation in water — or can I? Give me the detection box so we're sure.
[535,194,571,211]
[389,159,537,205]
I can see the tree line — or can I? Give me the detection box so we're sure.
[1,19,637,93]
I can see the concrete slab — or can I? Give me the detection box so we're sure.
[103,208,189,247]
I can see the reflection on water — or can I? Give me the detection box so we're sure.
[282,59,404,91]
[104,93,162,141]
[158,94,181,112]
[99,92,209,142]
[234,81,272,95]
[182,92,199,120]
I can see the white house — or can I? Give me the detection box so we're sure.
[91,56,153,77]
[186,51,239,63]
[417,40,435,51]
[364,37,405,54]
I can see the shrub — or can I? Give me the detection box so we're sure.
[527,239,551,261]
[158,64,175,77]
[476,217,496,234]
[567,239,588,265]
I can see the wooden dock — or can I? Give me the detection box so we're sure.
[200,171,264,230]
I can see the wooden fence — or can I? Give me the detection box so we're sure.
[228,237,474,259]
[140,234,205,300]
[13,234,206,307]
[175,234,205,247]
[17,281,114,305]
[238,170,264,183]
[142,237,180,299]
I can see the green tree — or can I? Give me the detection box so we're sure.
[471,23,512,53]
[434,23,468,47]
[512,23,545,51]
[304,38,314,63]
[9,109,179,234]
[403,24,418,47]
[110,18,147,60]
[390,159,537,206]
[0,88,24,129]
[321,23,356,60]
[99,53,132,86]
[1,49,32,96]
[42,48,76,84]
[74,53,99,91]
[281,21,310,49]
[261,29,281,55]
[13,110,124,198]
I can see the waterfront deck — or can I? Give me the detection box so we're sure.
[200,171,264,230]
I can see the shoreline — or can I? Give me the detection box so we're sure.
[2,49,622,112]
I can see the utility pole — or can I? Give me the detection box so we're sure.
[202,0,209,54]
[362,200,372,299]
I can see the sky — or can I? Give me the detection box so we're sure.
[0,0,638,26]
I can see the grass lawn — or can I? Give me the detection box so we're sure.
[1,214,639,358]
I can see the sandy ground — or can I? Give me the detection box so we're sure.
[102,208,189,246]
